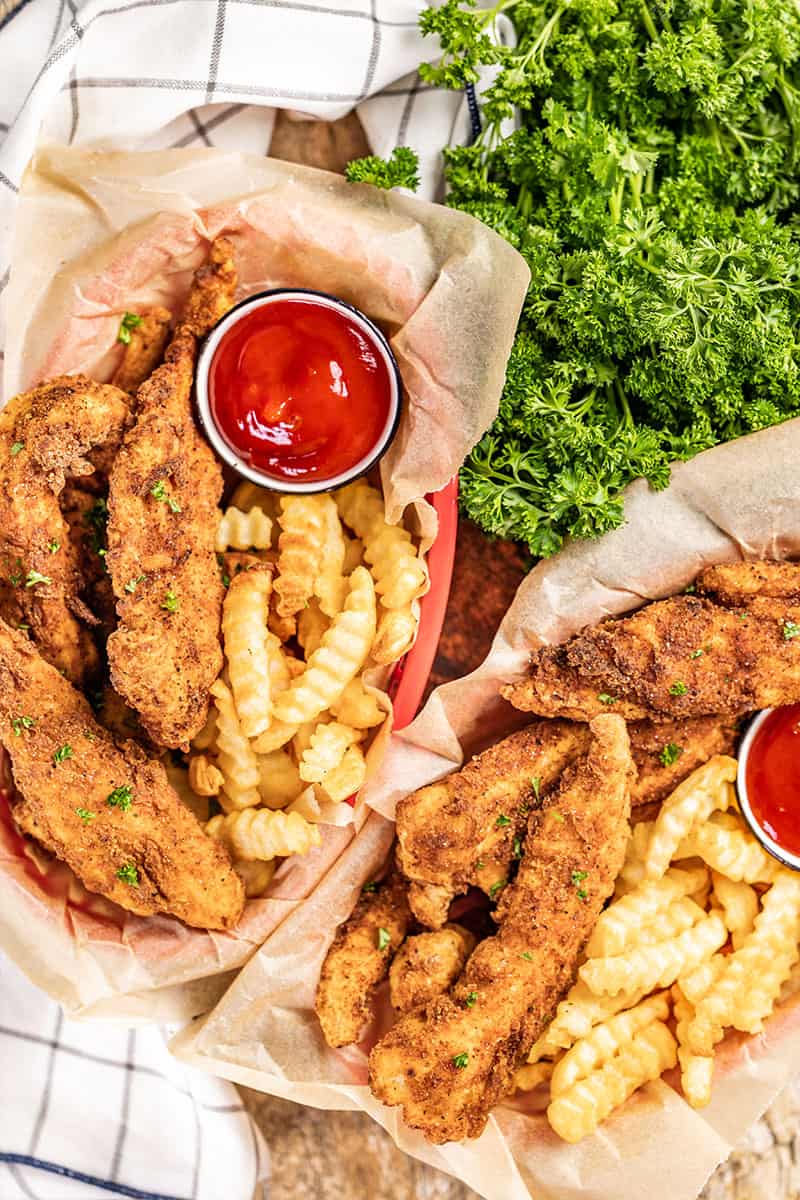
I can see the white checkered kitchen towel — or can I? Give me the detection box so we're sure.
[0,0,510,1196]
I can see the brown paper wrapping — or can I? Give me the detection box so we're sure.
[176,417,800,1200]
[0,144,529,1017]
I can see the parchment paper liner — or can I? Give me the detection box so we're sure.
[0,144,529,1017]
[176,416,800,1200]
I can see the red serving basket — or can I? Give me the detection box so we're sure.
[388,475,459,731]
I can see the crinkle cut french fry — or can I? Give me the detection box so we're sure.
[315,497,347,618]
[677,954,726,1007]
[229,481,279,525]
[372,608,418,666]
[215,505,272,553]
[585,865,708,958]
[188,754,223,797]
[529,981,647,1060]
[299,721,363,784]
[643,756,738,879]
[615,821,654,896]
[672,984,714,1109]
[514,1060,557,1093]
[635,896,707,947]
[222,565,273,738]
[317,744,367,803]
[331,677,385,730]
[335,480,427,610]
[274,495,329,618]
[676,819,778,883]
[250,633,297,754]
[547,1021,677,1143]
[256,750,303,810]
[206,807,320,860]
[211,678,261,810]
[342,535,364,575]
[687,872,800,1054]
[234,858,277,898]
[712,872,759,943]
[579,910,728,996]
[191,706,218,752]
[287,786,324,823]
[272,567,376,726]
[550,992,670,1097]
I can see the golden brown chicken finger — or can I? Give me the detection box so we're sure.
[316,870,411,1048]
[369,714,633,1143]
[396,721,589,928]
[106,239,236,749]
[629,715,739,809]
[389,925,476,1015]
[0,619,243,929]
[112,306,172,394]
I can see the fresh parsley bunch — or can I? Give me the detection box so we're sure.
[382,0,800,556]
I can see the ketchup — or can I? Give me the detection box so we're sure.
[745,704,800,856]
[207,296,394,484]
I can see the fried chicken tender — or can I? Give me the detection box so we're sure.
[397,715,730,929]
[397,722,586,928]
[504,559,800,722]
[106,239,237,749]
[316,869,411,1048]
[369,714,634,1143]
[0,619,244,930]
[629,716,738,810]
[0,376,131,684]
[112,306,172,394]
[389,925,477,1015]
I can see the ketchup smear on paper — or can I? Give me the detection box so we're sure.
[208,296,393,484]
[745,703,800,856]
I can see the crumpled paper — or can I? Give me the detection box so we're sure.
[175,416,800,1200]
[0,144,529,1017]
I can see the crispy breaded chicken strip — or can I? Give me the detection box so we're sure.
[504,559,800,722]
[397,722,586,928]
[316,869,411,1048]
[0,376,131,683]
[369,714,633,1143]
[106,239,236,749]
[389,925,476,1015]
[113,306,172,394]
[629,715,738,809]
[0,619,243,929]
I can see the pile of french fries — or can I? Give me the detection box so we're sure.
[180,477,428,898]
[516,755,800,1143]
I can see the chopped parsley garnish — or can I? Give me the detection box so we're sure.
[669,681,689,696]
[512,836,523,859]
[10,715,35,736]
[52,744,73,765]
[161,589,179,613]
[10,442,24,456]
[475,858,485,871]
[25,570,51,588]
[690,648,704,659]
[659,742,684,767]
[530,776,541,799]
[784,620,800,641]
[551,810,565,823]
[76,807,96,823]
[597,693,617,705]
[377,927,391,951]
[150,479,182,514]
[125,575,146,593]
[362,881,378,893]
[84,498,109,570]
[84,729,97,741]
[452,1052,469,1070]
[106,785,134,812]
[684,584,697,595]
[117,311,143,345]
[17,623,29,632]
[571,869,589,900]
[489,879,506,899]
[495,814,511,828]
[47,539,60,554]
[116,862,139,886]
[464,991,478,1008]
[520,951,534,961]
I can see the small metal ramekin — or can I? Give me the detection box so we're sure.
[195,288,402,494]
